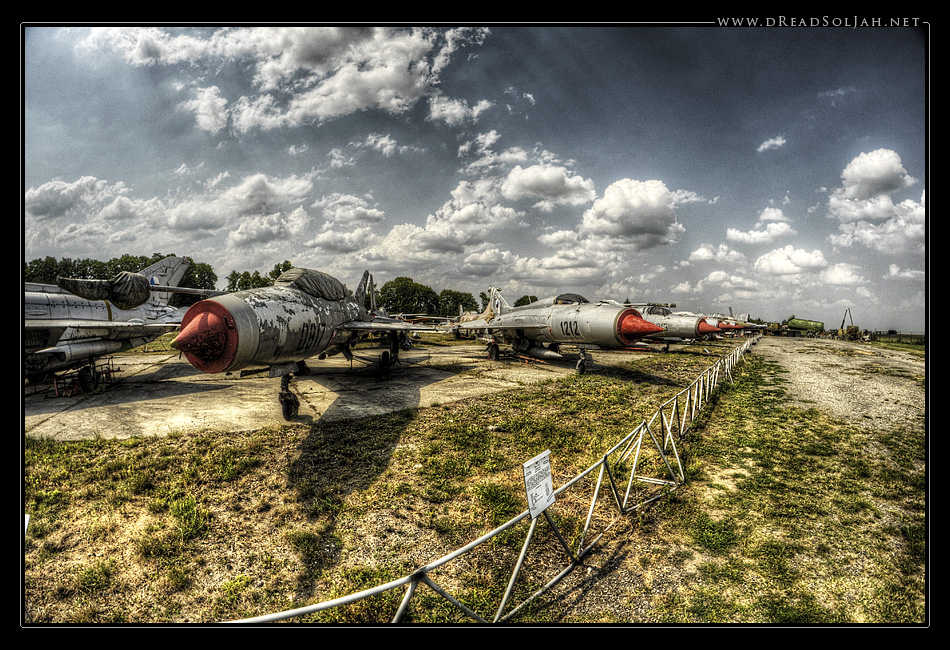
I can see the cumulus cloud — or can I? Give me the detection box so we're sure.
[313,193,385,228]
[306,226,378,254]
[819,263,868,286]
[826,150,924,255]
[300,194,385,254]
[672,270,760,299]
[25,176,129,222]
[25,171,325,259]
[688,243,746,264]
[753,245,828,276]
[757,207,789,222]
[501,164,596,211]
[227,212,287,246]
[579,179,685,250]
[179,85,229,135]
[886,264,925,282]
[828,196,926,253]
[82,26,491,132]
[727,221,797,244]
[428,93,493,126]
[836,148,916,202]
[458,130,530,175]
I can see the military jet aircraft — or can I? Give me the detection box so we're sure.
[630,303,723,351]
[169,267,431,420]
[24,256,195,391]
[457,287,664,373]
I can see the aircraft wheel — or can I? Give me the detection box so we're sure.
[488,343,500,361]
[381,350,391,368]
[280,392,300,421]
[575,357,586,374]
[78,365,99,392]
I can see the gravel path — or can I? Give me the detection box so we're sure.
[551,335,927,622]
[752,336,926,431]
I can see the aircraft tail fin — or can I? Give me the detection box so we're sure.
[488,286,510,318]
[56,255,191,310]
[354,270,370,307]
[141,256,191,307]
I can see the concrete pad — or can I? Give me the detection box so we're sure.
[23,344,583,441]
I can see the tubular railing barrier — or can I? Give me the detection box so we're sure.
[231,335,761,624]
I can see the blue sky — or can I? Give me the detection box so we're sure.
[22,24,928,332]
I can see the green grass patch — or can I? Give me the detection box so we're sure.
[654,353,926,624]
[23,339,925,624]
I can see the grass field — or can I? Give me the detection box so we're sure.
[23,339,926,624]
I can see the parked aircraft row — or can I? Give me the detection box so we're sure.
[24,258,746,418]
[24,257,200,391]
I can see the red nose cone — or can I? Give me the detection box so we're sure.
[697,319,722,335]
[172,301,238,373]
[619,310,666,342]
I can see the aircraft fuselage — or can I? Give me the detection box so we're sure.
[488,301,661,350]
[24,285,180,378]
[172,286,367,374]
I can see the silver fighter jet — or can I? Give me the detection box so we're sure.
[169,268,430,420]
[631,303,723,351]
[459,287,664,373]
[24,256,192,390]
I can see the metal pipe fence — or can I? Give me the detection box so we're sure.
[230,335,760,624]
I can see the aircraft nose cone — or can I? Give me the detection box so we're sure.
[619,312,666,339]
[172,310,226,357]
[172,301,238,373]
[697,319,722,335]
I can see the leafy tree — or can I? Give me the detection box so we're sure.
[225,270,272,292]
[379,277,439,315]
[438,289,479,317]
[174,261,217,307]
[24,253,218,308]
[268,260,294,282]
[24,256,63,284]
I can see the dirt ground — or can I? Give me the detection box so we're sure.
[23,343,589,441]
[548,335,927,622]
[751,336,926,431]
[23,335,927,623]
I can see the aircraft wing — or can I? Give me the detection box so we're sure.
[455,318,491,330]
[25,319,181,351]
[457,320,551,334]
[338,317,436,332]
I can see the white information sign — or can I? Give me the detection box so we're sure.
[523,450,555,519]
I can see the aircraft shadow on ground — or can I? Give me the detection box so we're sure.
[280,351,467,599]
[290,348,472,426]
[284,402,418,599]
[595,363,682,387]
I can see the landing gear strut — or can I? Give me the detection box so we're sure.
[279,374,300,421]
[78,364,100,392]
[575,351,593,374]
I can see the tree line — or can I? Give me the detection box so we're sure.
[24,254,217,308]
[24,255,537,317]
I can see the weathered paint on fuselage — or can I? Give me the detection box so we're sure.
[24,284,181,378]
[181,285,368,374]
